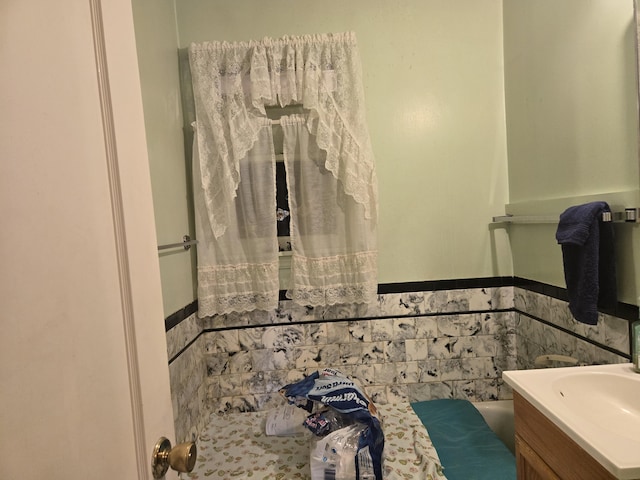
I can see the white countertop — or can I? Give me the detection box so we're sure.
[503,363,640,480]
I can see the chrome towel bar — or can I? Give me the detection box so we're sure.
[492,208,639,224]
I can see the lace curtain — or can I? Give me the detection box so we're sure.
[189,32,378,316]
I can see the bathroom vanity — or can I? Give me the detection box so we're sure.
[504,364,640,480]
[513,391,615,479]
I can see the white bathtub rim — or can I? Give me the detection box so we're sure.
[472,399,515,454]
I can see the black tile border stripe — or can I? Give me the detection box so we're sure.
[167,308,510,365]
[377,276,515,294]
[276,276,515,301]
[168,331,201,364]
[513,276,638,322]
[165,279,638,365]
[199,308,514,333]
[166,276,638,332]
[517,310,631,360]
[165,300,198,331]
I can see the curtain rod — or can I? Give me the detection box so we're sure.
[492,208,639,224]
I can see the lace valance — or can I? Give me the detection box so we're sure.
[189,33,378,316]
[188,32,378,239]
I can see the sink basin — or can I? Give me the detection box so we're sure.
[503,363,640,479]
[553,371,640,442]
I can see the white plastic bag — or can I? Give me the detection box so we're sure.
[281,369,384,480]
[310,424,376,480]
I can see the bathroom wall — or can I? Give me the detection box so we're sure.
[166,283,516,441]
[198,286,516,413]
[514,288,630,369]
[134,0,513,320]
[131,0,196,316]
[132,0,513,444]
[166,315,208,443]
[131,0,640,443]
[176,0,512,285]
[136,0,640,316]
[167,282,632,443]
[503,0,640,305]
[505,0,638,202]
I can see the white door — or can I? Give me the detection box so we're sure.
[0,1,178,479]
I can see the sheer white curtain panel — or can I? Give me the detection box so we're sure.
[193,121,280,316]
[281,116,377,306]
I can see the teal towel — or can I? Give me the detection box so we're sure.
[411,399,516,480]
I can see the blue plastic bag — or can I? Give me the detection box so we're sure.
[280,368,384,480]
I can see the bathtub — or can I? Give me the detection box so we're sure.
[472,400,515,454]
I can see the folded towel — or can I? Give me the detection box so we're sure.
[555,202,617,325]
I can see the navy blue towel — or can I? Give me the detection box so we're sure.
[555,201,617,325]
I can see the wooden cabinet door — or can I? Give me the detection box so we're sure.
[516,434,561,480]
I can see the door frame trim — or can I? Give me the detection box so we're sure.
[89,0,148,477]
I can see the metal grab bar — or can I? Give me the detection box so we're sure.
[157,235,197,251]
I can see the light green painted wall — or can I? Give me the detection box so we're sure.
[504,0,638,203]
[174,0,513,287]
[133,0,640,317]
[503,0,640,305]
[132,0,197,316]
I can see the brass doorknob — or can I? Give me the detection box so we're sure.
[151,437,197,478]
